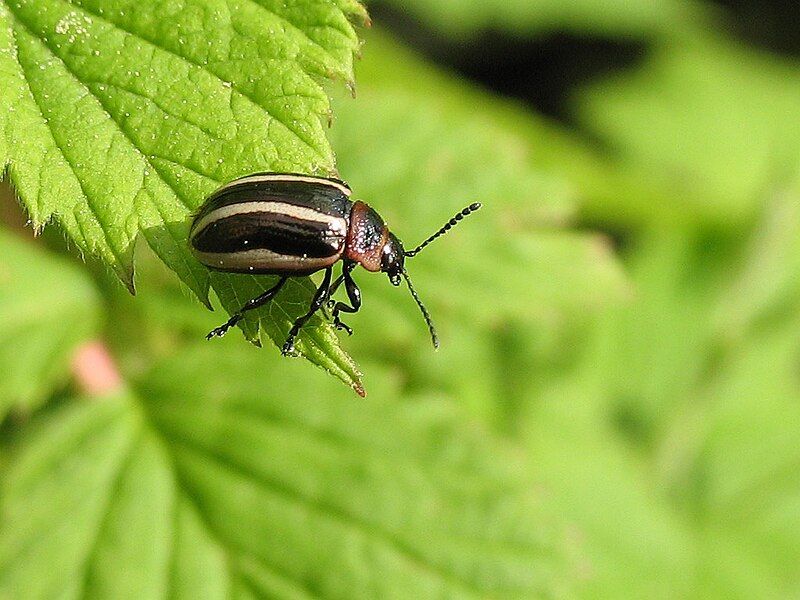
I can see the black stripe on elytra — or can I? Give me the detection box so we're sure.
[192,212,344,258]
[195,181,353,223]
[232,173,351,193]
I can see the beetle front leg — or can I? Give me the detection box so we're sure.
[207,276,288,340]
[282,266,334,356]
[330,262,361,336]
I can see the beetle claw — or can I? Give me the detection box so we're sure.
[334,319,353,335]
[207,313,242,340]
[206,324,230,339]
[281,338,296,356]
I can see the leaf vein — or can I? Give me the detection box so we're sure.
[233,0,344,78]
[76,429,141,599]
[7,14,214,293]
[153,402,542,558]
[83,80,226,142]
[148,155,223,185]
[169,434,483,597]
[172,465,324,599]
[67,0,329,160]
[10,23,130,270]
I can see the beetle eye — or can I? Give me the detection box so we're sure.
[381,233,406,277]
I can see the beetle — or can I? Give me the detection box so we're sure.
[189,172,481,355]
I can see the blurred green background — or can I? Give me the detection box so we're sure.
[2,0,800,597]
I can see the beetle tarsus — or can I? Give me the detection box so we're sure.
[206,326,227,339]
[281,338,297,356]
[207,276,288,340]
[333,317,353,335]
[206,316,240,339]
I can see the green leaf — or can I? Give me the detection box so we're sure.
[655,188,800,595]
[323,31,628,410]
[712,187,800,340]
[524,388,697,597]
[0,228,100,419]
[0,0,365,390]
[331,31,629,318]
[0,345,570,598]
[655,314,800,597]
[208,272,363,396]
[524,183,800,595]
[371,0,707,38]
[578,33,800,228]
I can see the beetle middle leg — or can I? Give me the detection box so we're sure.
[281,266,334,355]
[328,261,361,336]
[206,276,288,340]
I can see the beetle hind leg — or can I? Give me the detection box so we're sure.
[206,276,288,340]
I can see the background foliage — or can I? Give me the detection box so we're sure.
[2,0,800,597]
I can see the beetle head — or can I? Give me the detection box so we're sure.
[381,232,405,286]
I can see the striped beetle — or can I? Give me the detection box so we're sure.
[190,173,481,355]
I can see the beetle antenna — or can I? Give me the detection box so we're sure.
[402,269,439,349]
[404,202,482,257]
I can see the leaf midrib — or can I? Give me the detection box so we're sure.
[75,427,146,599]
[152,400,546,560]
[164,432,484,598]
[142,414,335,600]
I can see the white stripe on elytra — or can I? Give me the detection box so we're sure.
[194,248,337,271]
[192,201,348,240]
[219,173,351,197]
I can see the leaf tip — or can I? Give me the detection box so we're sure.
[353,380,366,397]
[121,265,136,295]
[348,2,371,28]
[31,221,45,236]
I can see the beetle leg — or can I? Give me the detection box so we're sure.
[321,272,346,319]
[282,266,334,355]
[333,316,353,336]
[330,262,361,336]
[327,273,346,297]
[206,276,288,340]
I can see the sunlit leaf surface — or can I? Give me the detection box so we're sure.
[0,0,366,389]
[0,346,569,599]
